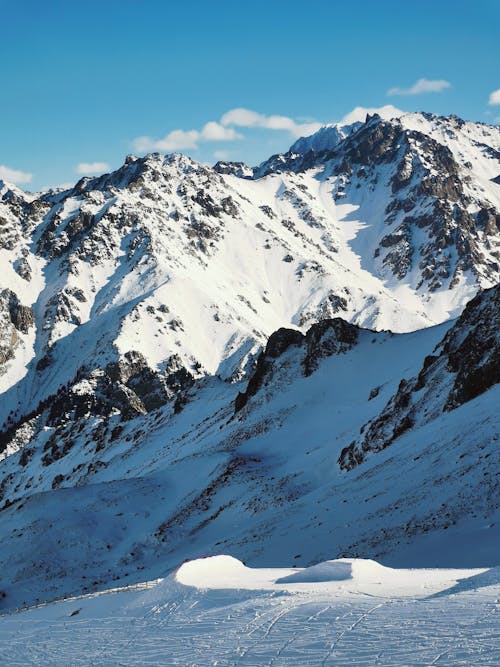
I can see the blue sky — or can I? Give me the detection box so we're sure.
[1,0,499,190]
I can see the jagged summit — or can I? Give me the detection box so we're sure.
[256,111,500,291]
[0,110,498,414]
[264,112,498,175]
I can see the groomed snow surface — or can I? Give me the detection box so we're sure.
[1,555,499,666]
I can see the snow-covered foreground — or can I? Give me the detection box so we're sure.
[1,555,499,666]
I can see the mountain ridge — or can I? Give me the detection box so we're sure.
[0,110,499,610]
[1,111,498,406]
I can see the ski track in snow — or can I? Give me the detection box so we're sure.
[1,583,499,665]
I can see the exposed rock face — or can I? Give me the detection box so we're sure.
[0,351,194,462]
[256,113,500,292]
[13,256,32,281]
[3,290,34,334]
[234,328,304,412]
[443,286,500,409]
[0,183,31,250]
[0,290,34,368]
[302,318,359,376]
[107,350,194,413]
[338,284,500,471]
[235,318,359,411]
[213,161,255,179]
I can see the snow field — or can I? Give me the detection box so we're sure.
[1,556,498,666]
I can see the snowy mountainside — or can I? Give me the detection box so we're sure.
[0,287,498,610]
[0,149,437,418]
[0,181,43,390]
[0,111,498,420]
[257,111,500,292]
[0,111,499,611]
[339,283,500,470]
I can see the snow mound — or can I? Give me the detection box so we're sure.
[174,555,399,592]
[275,558,390,584]
[175,555,248,588]
[276,560,352,583]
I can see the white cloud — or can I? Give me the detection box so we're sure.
[220,108,262,127]
[200,121,241,141]
[133,108,323,154]
[488,89,500,105]
[0,165,32,185]
[340,105,404,125]
[220,108,321,138]
[387,78,451,96]
[76,161,110,175]
[133,120,242,153]
[133,130,199,152]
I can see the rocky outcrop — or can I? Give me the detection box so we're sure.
[338,284,500,471]
[13,256,32,281]
[0,290,34,368]
[235,318,359,412]
[234,328,304,412]
[0,183,31,250]
[0,351,195,459]
[3,291,34,334]
[302,318,359,376]
[442,285,500,409]
[213,161,254,179]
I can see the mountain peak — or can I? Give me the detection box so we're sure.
[0,108,499,613]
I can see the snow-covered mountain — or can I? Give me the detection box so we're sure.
[0,110,498,612]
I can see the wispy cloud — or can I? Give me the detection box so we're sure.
[220,108,321,138]
[133,130,199,152]
[132,109,322,153]
[133,121,241,152]
[387,78,451,96]
[76,162,110,175]
[0,164,32,185]
[488,89,500,105]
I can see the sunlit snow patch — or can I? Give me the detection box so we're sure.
[174,554,487,598]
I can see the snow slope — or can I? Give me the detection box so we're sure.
[0,288,498,611]
[1,555,499,666]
